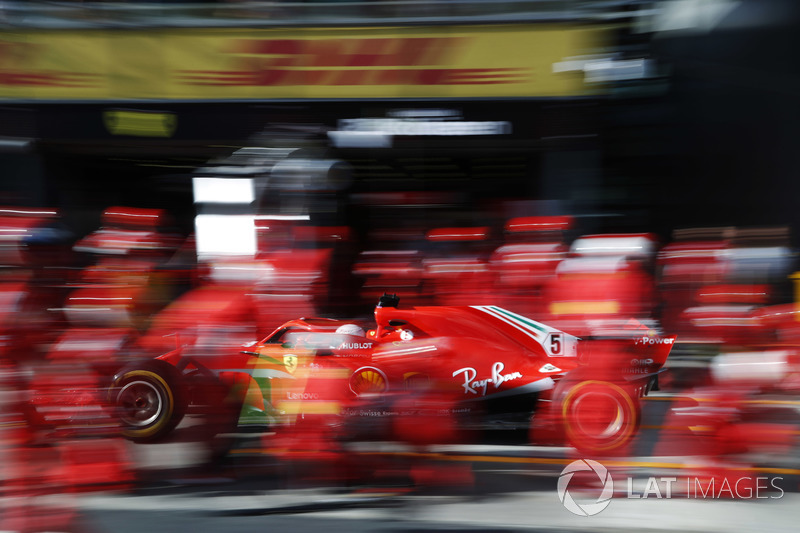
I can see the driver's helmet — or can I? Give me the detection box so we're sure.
[336,323,365,337]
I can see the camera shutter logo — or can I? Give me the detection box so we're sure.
[557,459,614,516]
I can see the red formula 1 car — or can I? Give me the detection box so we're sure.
[111,294,675,455]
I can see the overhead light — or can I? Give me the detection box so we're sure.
[192,177,255,204]
[194,214,257,258]
[0,137,33,152]
[328,131,393,148]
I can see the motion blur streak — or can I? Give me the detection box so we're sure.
[1,2,800,533]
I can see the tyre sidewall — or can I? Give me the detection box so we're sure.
[112,361,185,442]
[559,379,639,455]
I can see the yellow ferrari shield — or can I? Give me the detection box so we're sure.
[283,353,298,374]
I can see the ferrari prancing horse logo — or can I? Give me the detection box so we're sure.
[283,354,298,374]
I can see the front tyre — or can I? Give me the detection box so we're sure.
[560,380,639,455]
[111,361,186,443]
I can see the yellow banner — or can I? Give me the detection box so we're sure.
[0,25,608,100]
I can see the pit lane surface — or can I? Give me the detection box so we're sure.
[64,480,800,533]
[9,388,800,533]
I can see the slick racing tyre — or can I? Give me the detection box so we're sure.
[111,360,186,443]
[560,380,640,455]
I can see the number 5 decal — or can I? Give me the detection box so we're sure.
[550,333,562,355]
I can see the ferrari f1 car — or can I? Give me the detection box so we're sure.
[110,294,676,454]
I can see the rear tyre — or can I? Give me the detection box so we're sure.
[111,361,186,443]
[560,380,639,455]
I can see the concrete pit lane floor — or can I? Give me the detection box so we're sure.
[8,383,800,533]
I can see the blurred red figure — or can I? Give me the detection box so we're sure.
[0,208,86,530]
[0,214,148,529]
[541,233,658,337]
[350,190,461,309]
[679,284,773,347]
[657,226,794,349]
[754,300,800,347]
[21,207,180,500]
[0,207,73,364]
[423,226,496,306]
[112,220,356,444]
[653,350,797,497]
[40,207,184,436]
[254,224,355,334]
[352,227,431,308]
[137,221,351,354]
[490,216,571,317]
[656,229,731,336]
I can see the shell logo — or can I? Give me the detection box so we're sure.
[350,366,388,396]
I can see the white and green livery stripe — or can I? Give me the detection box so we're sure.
[471,305,558,343]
